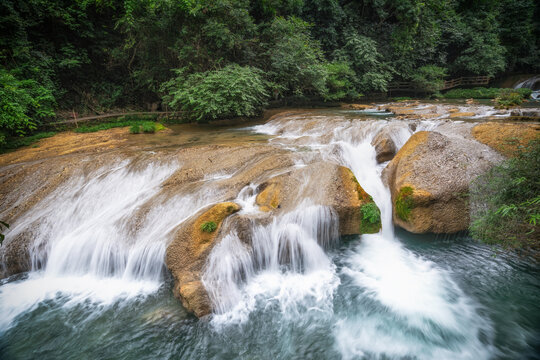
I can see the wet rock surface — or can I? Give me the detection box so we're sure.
[166,202,240,317]
[383,131,503,233]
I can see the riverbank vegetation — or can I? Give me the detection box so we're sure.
[1,0,538,142]
[470,140,540,254]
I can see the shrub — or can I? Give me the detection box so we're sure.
[0,131,57,153]
[162,64,269,122]
[200,221,217,233]
[262,17,328,98]
[444,87,532,100]
[470,140,540,253]
[322,61,359,101]
[361,202,381,224]
[495,89,526,108]
[360,202,382,233]
[130,125,141,134]
[395,186,415,221]
[141,122,156,133]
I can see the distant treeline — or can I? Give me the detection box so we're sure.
[1,0,539,139]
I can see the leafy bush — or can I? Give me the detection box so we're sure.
[0,69,55,145]
[444,87,532,100]
[333,32,393,93]
[0,132,57,153]
[361,203,381,224]
[470,140,540,253]
[495,89,526,108]
[162,64,269,122]
[395,186,415,221]
[141,122,156,133]
[200,221,217,233]
[360,202,381,233]
[130,125,141,134]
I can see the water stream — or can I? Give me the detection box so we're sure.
[0,109,539,359]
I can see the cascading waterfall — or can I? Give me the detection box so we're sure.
[0,159,223,331]
[515,75,540,100]
[2,109,536,359]
[200,113,495,358]
[204,201,340,323]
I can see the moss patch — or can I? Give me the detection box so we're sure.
[191,202,240,256]
[395,186,415,221]
[360,202,382,234]
[200,221,217,233]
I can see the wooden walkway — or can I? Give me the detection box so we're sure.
[388,76,491,93]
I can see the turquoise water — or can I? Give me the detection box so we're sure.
[1,233,538,360]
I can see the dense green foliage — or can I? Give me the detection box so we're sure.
[360,202,382,233]
[470,140,540,253]
[200,221,217,233]
[0,0,538,131]
[495,89,528,108]
[444,87,532,99]
[0,131,57,152]
[162,64,269,122]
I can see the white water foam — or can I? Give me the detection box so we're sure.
[248,113,495,358]
[204,201,340,325]
[0,159,223,331]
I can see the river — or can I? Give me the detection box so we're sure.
[0,106,539,359]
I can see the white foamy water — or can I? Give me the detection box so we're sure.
[204,201,340,324]
[1,110,499,359]
[239,113,494,359]
[0,159,224,331]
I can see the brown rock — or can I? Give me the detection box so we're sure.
[449,112,475,118]
[254,162,381,236]
[383,131,502,233]
[345,104,372,110]
[371,131,397,163]
[472,122,539,157]
[165,202,240,317]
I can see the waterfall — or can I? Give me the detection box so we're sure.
[0,159,221,331]
[515,75,540,100]
[0,109,502,358]
[200,112,494,358]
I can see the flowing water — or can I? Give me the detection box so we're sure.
[0,108,539,359]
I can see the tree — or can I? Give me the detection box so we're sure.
[161,64,269,122]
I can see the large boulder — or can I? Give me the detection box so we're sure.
[383,131,502,233]
[255,162,381,235]
[165,202,240,317]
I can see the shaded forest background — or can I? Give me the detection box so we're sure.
[1,0,539,138]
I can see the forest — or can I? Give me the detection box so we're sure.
[1,0,539,143]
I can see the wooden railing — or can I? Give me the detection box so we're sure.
[388,76,491,92]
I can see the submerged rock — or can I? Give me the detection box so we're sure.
[165,202,240,317]
[383,131,502,233]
